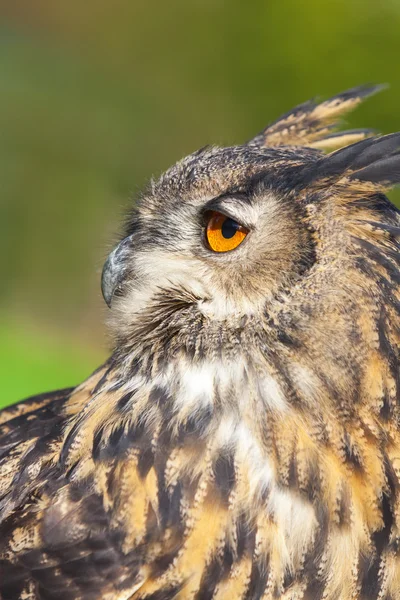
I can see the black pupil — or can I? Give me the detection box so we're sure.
[221,217,240,239]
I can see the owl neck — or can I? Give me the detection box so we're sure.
[64,338,388,514]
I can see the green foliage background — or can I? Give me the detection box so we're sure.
[1,0,400,406]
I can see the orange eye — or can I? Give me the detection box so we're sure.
[205,211,249,253]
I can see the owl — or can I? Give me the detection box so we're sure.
[1,85,400,600]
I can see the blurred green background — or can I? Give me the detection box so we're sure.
[1,0,400,407]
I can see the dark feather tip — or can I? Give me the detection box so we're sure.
[332,83,388,102]
[311,133,400,182]
[349,153,400,184]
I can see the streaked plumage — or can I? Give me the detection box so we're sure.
[2,85,400,599]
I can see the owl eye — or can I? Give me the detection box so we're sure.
[205,211,249,253]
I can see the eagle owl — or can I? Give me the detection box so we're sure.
[2,85,400,600]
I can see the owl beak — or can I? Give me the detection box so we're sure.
[101,236,132,308]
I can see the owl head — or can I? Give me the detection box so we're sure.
[102,85,400,363]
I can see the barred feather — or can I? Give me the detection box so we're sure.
[249,84,384,151]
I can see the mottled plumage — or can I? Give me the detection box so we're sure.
[2,85,400,599]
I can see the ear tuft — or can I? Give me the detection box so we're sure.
[349,153,400,185]
[248,84,386,151]
[302,132,400,192]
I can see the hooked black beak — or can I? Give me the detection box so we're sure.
[101,236,133,307]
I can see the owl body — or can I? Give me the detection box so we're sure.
[1,86,400,599]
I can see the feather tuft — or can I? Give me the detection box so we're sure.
[248,84,386,151]
[299,132,400,192]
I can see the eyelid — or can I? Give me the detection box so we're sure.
[202,198,255,230]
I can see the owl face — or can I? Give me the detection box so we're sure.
[102,146,316,341]
[102,86,400,359]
